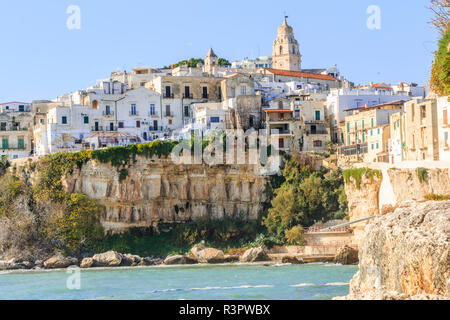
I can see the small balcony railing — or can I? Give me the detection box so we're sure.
[129,111,139,116]
[164,93,174,98]
[91,126,104,132]
[183,93,193,99]
[165,112,174,117]
[103,111,115,116]
[1,144,27,150]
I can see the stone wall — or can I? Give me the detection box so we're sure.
[62,156,272,232]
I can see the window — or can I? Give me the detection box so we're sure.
[445,132,449,147]
[165,86,171,98]
[18,105,25,112]
[210,117,220,123]
[362,133,365,143]
[371,144,374,150]
[241,86,247,96]
[355,122,357,131]
[105,105,111,115]
[184,86,190,98]
[315,110,321,121]
[92,100,98,110]
[118,122,124,129]
[131,104,137,115]
[136,121,141,128]
[150,104,156,116]
[376,142,379,149]
[202,87,208,99]
[2,138,8,149]
[362,120,365,130]
[346,122,350,132]
[169,119,173,125]
[347,135,350,145]
[184,106,190,117]
[377,128,380,135]
[313,140,322,147]
[62,116,67,124]
[420,105,426,120]
[371,118,374,127]
[84,116,89,124]
[165,105,171,117]
[370,129,373,136]
[279,138,284,148]
[444,109,448,125]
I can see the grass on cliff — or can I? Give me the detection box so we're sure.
[342,168,382,190]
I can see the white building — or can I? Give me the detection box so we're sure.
[437,96,450,160]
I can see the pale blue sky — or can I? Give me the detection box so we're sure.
[0,0,439,102]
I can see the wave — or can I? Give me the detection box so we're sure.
[149,284,273,294]
[290,283,315,287]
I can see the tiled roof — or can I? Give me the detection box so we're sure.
[264,68,340,81]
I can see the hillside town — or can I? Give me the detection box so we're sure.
[1,18,448,165]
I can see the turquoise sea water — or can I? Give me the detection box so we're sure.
[0,263,357,300]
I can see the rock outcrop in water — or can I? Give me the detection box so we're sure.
[338,201,450,300]
[61,156,272,232]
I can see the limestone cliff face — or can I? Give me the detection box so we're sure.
[62,156,272,232]
[344,168,450,245]
[344,201,450,299]
[387,168,450,202]
[344,174,382,245]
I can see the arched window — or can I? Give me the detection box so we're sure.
[92,100,98,110]
[279,46,283,55]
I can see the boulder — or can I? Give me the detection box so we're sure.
[190,243,206,257]
[340,201,450,299]
[281,256,304,264]
[240,246,270,262]
[80,257,95,269]
[193,248,225,264]
[44,254,78,269]
[164,255,197,265]
[121,254,142,266]
[334,245,359,265]
[224,255,240,263]
[138,257,157,266]
[0,259,25,271]
[91,251,123,267]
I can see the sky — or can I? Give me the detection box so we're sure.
[0,0,440,102]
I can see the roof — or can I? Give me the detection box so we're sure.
[0,102,30,105]
[264,68,340,82]
[343,100,406,112]
[206,48,217,58]
[357,82,392,90]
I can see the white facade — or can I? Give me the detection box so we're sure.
[437,96,450,161]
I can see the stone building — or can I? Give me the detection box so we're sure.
[388,111,406,164]
[271,18,302,71]
[0,104,33,159]
[404,98,439,161]
[204,48,219,75]
[437,96,450,161]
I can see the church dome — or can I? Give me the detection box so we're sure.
[278,18,293,34]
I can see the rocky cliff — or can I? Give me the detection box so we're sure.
[61,156,272,232]
[344,167,450,245]
[339,201,450,300]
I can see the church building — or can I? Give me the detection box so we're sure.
[271,17,302,72]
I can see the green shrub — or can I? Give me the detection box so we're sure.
[343,168,382,189]
[424,193,450,201]
[430,29,450,96]
[285,225,305,245]
[416,167,429,183]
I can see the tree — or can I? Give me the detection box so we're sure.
[218,58,231,66]
[429,0,450,35]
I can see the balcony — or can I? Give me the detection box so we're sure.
[202,94,209,99]
[306,130,329,135]
[0,126,29,131]
[105,126,118,132]
[183,93,193,99]
[163,93,174,98]
[129,111,139,116]
[1,144,27,150]
[103,111,115,116]
[91,126,104,132]
[164,112,174,118]
[148,112,159,118]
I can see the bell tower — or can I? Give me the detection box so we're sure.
[272,17,302,71]
[204,48,218,74]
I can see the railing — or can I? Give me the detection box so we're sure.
[105,126,118,132]
[91,126,104,132]
[165,112,174,117]
[148,112,159,117]
[202,94,209,99]
[164,93,174,98]
[129,111,139,116]
[306,130,328,135]
[1,144,27,150]
[103,111,115,116]
[183,93,193,99]
[0,126,29,131]
[338,143,368,156]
